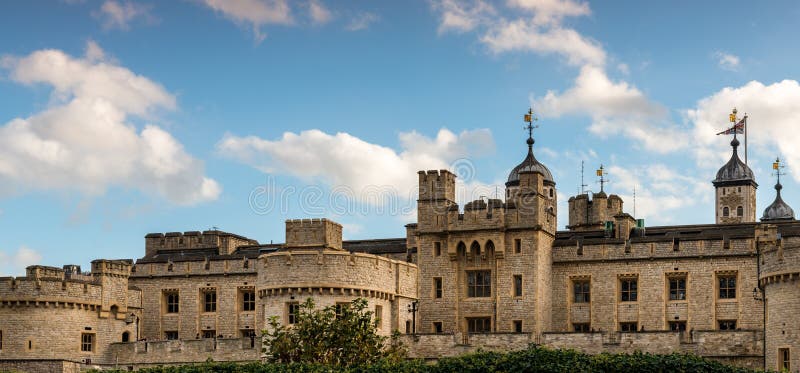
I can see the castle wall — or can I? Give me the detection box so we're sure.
[129,259,259,341]
[760,228,800,371]
[551,237,762,333]
[258,250,417,335]
[107,338,260,368]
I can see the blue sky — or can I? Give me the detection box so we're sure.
[2,0,800,275]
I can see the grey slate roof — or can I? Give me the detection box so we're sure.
[762,183,795,221]
[713,137,756,186]
[506,138,554,186]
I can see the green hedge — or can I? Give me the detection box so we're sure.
[93,345,764,373]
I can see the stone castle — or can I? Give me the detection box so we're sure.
[1,115,798,372]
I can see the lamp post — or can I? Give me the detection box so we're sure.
[407,301,419,336]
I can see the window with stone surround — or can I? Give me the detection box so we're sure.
[241,289,256,311]
[669,321,686,332]
[620,322,638,332]
[779,348,790,371]
[718,273,737,299]
[374,305,383,328]
[164,331,178,340]
[164,291,179,313]
[434,277,443,298]
[668,276,687,301]
[718,320,736,330]
[573,323,590,332]
[573,279,590,303]
[620,277,638,302]
[466,270,491,297]
[287,302,300,324]
[81,333,94,352]
[202,330,216,339]
[736,206,743,216]
[467,317,491,333]
[433,322,443,333]
[513,320,523,333]
[434,242,441,257]
[513,275,523,297]
[723,206,730,217]
[335,302,349,319]
[202,289,217,312]
[514,239,521,253]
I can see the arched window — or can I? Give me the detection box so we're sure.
[457,242,467,257]
[470,241,481,265]
[549,188,554,198]
[121,331,130,343]
[484,240,495,256]
[737,206,743,217]
[723,207,729,217]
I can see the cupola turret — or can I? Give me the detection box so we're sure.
[713,109,757,224]
[762,157,794,222]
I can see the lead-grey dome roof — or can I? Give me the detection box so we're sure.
[714,137,755,184]
[762,182,795,221]
[506,137,554,187]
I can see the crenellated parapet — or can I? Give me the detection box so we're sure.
[285,218,343,250]
[145,230,259,257]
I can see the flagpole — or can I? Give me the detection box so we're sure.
[744,114,748,164]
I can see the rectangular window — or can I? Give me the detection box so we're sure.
[718,320,737,330]
[779,348,791,371]
[620,278,638,302]
[718,275,737,299]
[513,275,523,297]
[467,317,491,333]
[573,323,590,332]
[374,305,383,327]
[242,290,256,311]
[434,242,441,257]
[81,333,94,352]
[434,277,443,298]
[202,330,216,339]
[203,290,217,312]
[514,239,521,253]
[669,277,687,301]
[620,322,638,332]
[287,302,300,324]
[513,320,523,333]
[405,320,411,334]
[335,302,349,319]
[165,292,179,313]
[164,331,178,340]
[669,321,686,332]
[573,280,590,303]
[433,322,443,333]
[466,270,491,297]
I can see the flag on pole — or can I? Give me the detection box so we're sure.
[716,118,745,135]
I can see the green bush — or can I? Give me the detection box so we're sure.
[92,345,766,373]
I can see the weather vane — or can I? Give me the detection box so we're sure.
[773,157,786,185]
[523,107,538,139]
[596,164,609,193]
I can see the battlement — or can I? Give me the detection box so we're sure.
[25,265,65,280]
[259,249,417,299]
[567,192,624,231]
[285,218,343,250]
[144,230,259,257]
[91,259,132,278]
[418,169,456,201]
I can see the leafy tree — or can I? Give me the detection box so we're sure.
[262,298,406,368]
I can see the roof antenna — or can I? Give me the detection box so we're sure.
[580,160,588,194]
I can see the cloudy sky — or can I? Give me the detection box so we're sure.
[2,0,800,275]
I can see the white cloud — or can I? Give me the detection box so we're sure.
[715,51,741,71]
[0,246,43,277]
[507,0,590,26]
[434,0,496,34]
[533,65,685,153]
[617,63,629,75]
[0,42,220,205]
[607,164,710,225]
[202,0,293,43]
[308,0,332,25]
[216,128,494,201]
[94,0,153,30]
[687,80,800,181]
[431,0,603,66]
[346,12,379,31]
[481,22,605,66]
